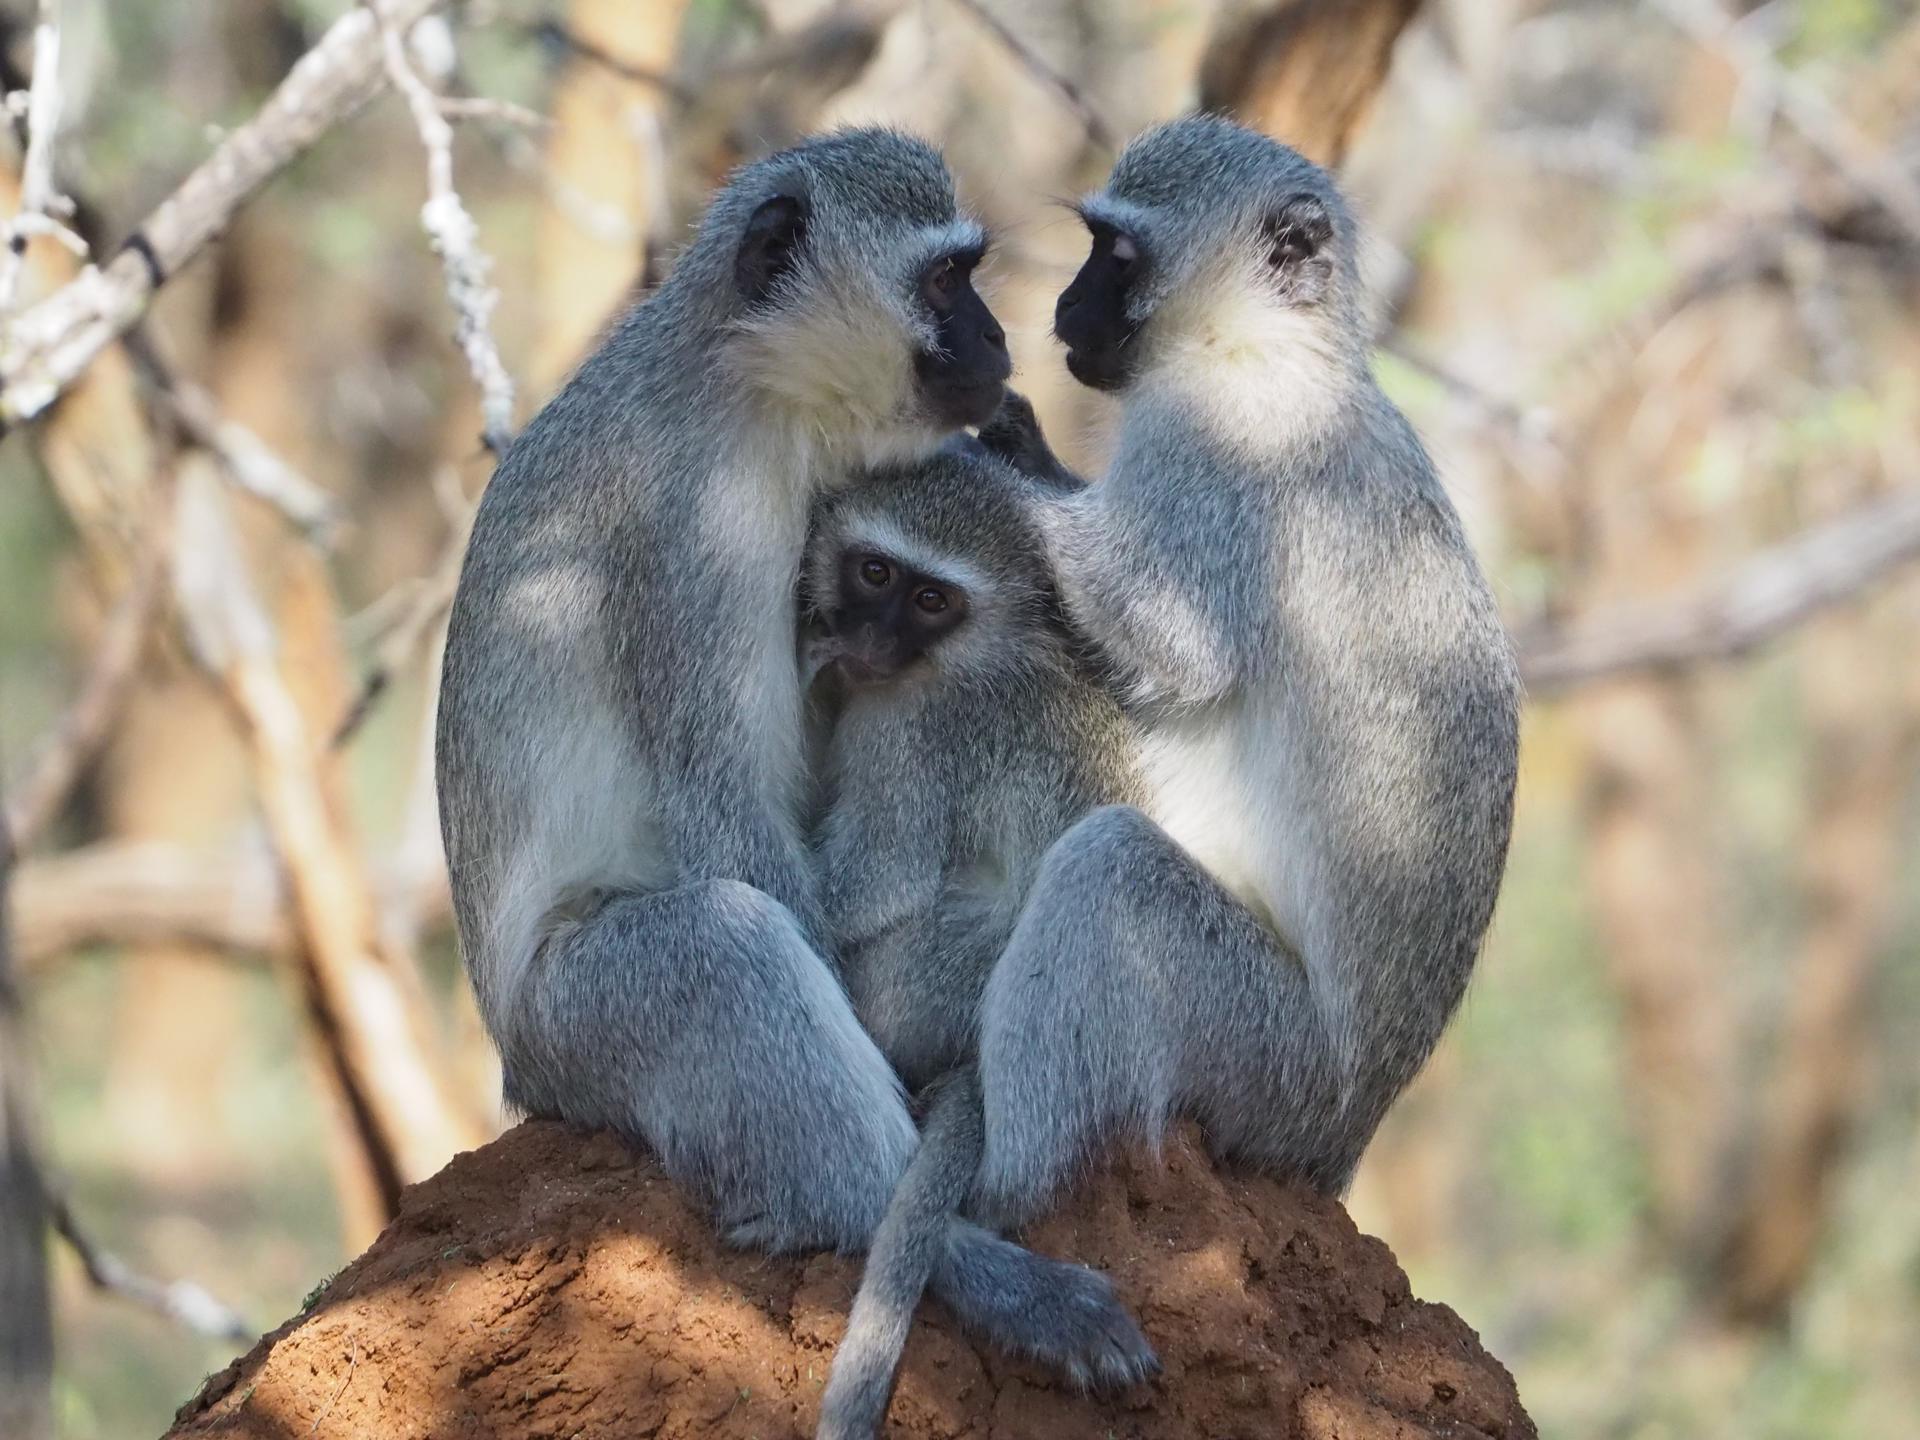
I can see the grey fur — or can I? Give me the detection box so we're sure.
[435,129,1137,1382]
[815,1070,982,1440]
[816,123,1517,1433]
[807,447,1157,1437]
[808,448,1146,1089]
[966,114,1521,1222]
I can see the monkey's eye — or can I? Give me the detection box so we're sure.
[859,558,892,589]
[926,258,960,302]
[913,587,950,614]
[1111,232,1140,269]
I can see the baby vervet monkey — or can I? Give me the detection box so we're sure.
[805,439,1143,1093]
[803,440,1152,1437]
[436,128,1152,1385]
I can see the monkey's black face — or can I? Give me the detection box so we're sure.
[913,249,1011,429]
[818,550,970,685]
[1055,223,1142,392]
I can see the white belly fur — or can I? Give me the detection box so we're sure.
[1139,691,1310,949]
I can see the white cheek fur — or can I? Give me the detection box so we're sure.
[1134,253,1356,456]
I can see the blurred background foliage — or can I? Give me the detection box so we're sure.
[0,0,1917,1437]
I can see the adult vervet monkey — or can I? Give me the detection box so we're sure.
[437,130,1149,1382]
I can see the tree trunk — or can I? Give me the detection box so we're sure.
[0,820,53,1440]
[528,0,690,393]
[1198,0,1427,167]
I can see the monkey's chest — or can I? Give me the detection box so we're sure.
[1139,711,1301,941]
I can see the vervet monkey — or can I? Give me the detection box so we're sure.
[964,115,1521,1224]
[437,130,1147,1381]
[803,442,1151,1438]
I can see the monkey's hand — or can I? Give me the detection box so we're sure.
[977,391,1085,490]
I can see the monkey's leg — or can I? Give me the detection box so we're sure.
[506,877,914,1253]
[972,804,1314,1227]
[504,878,1155,1384]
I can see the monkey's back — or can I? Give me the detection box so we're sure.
[1273,392,1521,1114]
[436,283,818,1033]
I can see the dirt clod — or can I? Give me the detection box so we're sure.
[166,1121,1535,1440]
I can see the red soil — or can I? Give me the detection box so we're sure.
[167,1119,1534,1440]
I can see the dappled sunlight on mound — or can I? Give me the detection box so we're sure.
[167,1120,1533,1440]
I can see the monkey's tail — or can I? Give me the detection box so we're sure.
[816,1068,983,1440]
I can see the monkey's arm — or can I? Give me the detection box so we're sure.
[1036,482,1266,709]
[976,392,1085,489]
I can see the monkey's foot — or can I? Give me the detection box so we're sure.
[936,1233,1159,1390]
[1023,1256,1161,1391]
[720,1211,830,1256]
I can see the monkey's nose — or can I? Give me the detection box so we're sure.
[983,316,1006,350]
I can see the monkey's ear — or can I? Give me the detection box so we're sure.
[1261,193,1335,299]
[736,195,809,306]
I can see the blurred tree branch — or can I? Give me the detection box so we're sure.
[131,337,342,548]
[1520,484,1920,695]
[1699,615,1918,1324]
[1198,0,1426,168]
[1656,0,1920,248]
[15,842,290,968]
[2,479,171,852]
[331,477,472,749]
[46,1189,251,1343]
[172,466,482,1211]
[0,0,78,316]
[524,18,692,103]
[377,5,515,456]
[946,0,1115,152]
[0,0,447,432]
[11,840,452,973]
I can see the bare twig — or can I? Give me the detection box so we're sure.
[0,1,81,316]
[531,7,890,107]
[944,0,1116,152]
[526,19,693,103]
[436,95,550,130]
[377,2,516,456]
[171,383,341,544]
[1656,0,1920,248]
[331,478,474,748]
[141,355,342,547]
[1520,484,1920,694]
[487,123,639,247]
[45,1190,251,1342]
[3,483,172,852]
[0,0,446,430]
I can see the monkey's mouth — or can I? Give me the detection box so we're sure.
[829,653,927,689]
[919,372,1010,430]
[1063,342,1133,393]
